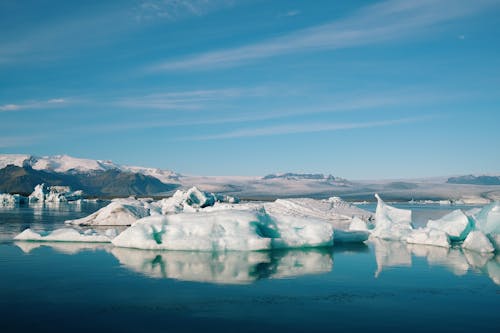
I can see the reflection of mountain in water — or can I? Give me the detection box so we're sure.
[111,248,334,284]
[373,239,500,285]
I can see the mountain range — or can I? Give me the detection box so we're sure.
[0,154,499,202]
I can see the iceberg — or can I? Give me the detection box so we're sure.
[112,210,272,251]
[426,209,472,241]
[65,197,155,226]
[154,186,239,214]
[371,194,413,241]
[406,227,450,248]
[471,202,500,235]
[28,183,83,203]
[14,228,115,243]
[462,230,495,253]
[0,193,26,207]
[112,207,335,251]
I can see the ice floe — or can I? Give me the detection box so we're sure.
[461,230,495,253]
[426,209,472,241]
[65,197,156,226]
[406,227,450,248]
[29,183,83,203]
[14,228,116,243]
[0,193,26,207]
[371,194,413,241]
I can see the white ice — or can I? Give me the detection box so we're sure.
[0,193,26,207]
[462,230,495,253]
[14,228,115,243]
[65,197,155,226]
[426,209,472,241]
[406,227,450,248]
[371,194,413,241]
[471,202,500,235]
[28,183,83,203]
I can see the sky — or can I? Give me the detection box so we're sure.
[1,0,499,179]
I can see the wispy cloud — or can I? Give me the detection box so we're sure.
[153,0,498,71]
[181,116,436,141]
[137,0,237,21]
[280,10,300,18]
[114,87,268,110]
[0,98,67,112]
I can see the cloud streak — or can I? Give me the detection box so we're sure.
[0,98,67,112]
[181,116,436,141]
[153,0,498,71]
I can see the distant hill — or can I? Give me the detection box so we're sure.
[0,165,178,196]
[446,175,500,186]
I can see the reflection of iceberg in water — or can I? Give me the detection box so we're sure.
[373,239,500,285]
[372,238,411,278]
[110,248,333,284]
[15,241,112,255]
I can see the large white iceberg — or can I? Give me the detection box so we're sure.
[426,209,472,241]
[112,210,272,251]
[406,227,450,248]
[65,197,155,226]
[462,231,495,253]
[14,228,116,243]
[112,207,334,251]
[371,194,413,241]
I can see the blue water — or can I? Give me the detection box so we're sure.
[0,203,498,333]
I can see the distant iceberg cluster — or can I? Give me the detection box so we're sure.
[13,187,500,255]
[15,187,373,251]
[372,195,500,253]
[0,183,84,207]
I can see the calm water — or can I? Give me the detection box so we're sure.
[0,203,498,333]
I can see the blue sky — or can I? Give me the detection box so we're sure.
[1,0,499,179]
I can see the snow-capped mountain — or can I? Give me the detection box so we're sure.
[0,154,180,183]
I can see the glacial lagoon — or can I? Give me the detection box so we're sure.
[0,203,498,333]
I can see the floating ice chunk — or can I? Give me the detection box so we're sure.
[406,227,450,248]
[112,211,272,251]
[0,193,26,207]
[489,234,500,251]
[28,183,83,203]
[462,230,495,253]
[348,217,369,231]
[14,228,114,243]
[371,194,412,241]
[154,186,239,214]
[427,210,472,241]
[264,197,372,230]
[472,202,500,235]
[65,198,152,226]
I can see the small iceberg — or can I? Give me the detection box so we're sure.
[14,228,116,243]
[65,197,154,226]
[371,194,412,241]
[406,227,450,248]
[427,209,472,241]
[461,231,495,253]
